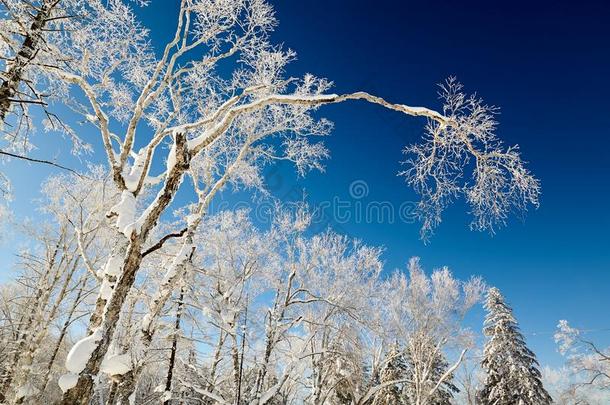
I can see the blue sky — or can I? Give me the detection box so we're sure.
[1,0,609,368]
[266,0,610,367]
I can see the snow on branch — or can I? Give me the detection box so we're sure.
[401,78,540,240]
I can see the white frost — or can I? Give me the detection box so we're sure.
[162,243,192,284]
[186,213,200,227]
[142,243,193,332]
[100,353,132,376]
[259,382,281,404]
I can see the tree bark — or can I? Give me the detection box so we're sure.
[58,238,144,405]
[40,275,89,396]
[59,133,191,405]
[162,285,185,405]
[0,0,58,122]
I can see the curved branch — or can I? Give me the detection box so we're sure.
[184,91,449,156]
[141,228,187,258]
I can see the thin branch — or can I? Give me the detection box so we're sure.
[142,228,188,258]
[0,149,82,176]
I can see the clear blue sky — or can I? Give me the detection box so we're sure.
[1,0,609,368]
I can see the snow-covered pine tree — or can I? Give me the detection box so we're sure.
[371,343,409,405]
[323,340,367,405]
[403,335,459,405]
[478,287,552,405]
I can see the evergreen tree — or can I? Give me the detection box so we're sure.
[403,336,459,405]
[478,287,552,405]
[321,340,368,405]
[372,344,409,405]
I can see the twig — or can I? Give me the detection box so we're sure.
[0,149,82,176]
[142,228,188,257]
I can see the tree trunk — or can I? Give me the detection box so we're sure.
[207,332,226,393]
[59,132,191,404]
[162,285,185,405]
[113,254,194,403]
[106,289,139,405]
[40,275,89,396]
[59,238,144,405]
[0,0,57,122]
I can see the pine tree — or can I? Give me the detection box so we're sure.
[403,336,459,405]
[478,287,552,405]
[372,344,409,405]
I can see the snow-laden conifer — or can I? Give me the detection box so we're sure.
[479,287,552,405]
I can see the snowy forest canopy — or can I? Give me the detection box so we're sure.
[0,0,607,404]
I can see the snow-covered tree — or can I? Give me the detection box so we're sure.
[0,0,542,403]
[371,344,409,405]
[403,335,459,405]
[368,258,482,405]
[0,0,147,198]
[0,168,116,403]
[0,0,60,124]
[542,364,610,405]
[479,287,552,405]
[454,352,485,405]
[554,320,610,398]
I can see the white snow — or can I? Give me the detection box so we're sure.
[141,313,153,332]
[161,243,193,285]
[166,141,177,172]
[186,130,211,151]
[100,353,132,376]
[99,279,114,300]
[85,114,98,123]
[142,243,193,332]
[103,254,123,277]
[65,329,102,374]
[110,190,137,236]
[58,373,79,393]
[124,150,147,192]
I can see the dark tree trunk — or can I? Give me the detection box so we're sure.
[0,0,58,122]
[163,285,185,405]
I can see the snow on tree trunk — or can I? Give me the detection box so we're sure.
[59,133,191,404]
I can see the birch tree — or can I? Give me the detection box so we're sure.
[359,258,484,405]
[0,0,541,403]
[555,320,610,398]
[0,168,117,403]
[0,0,153,219]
